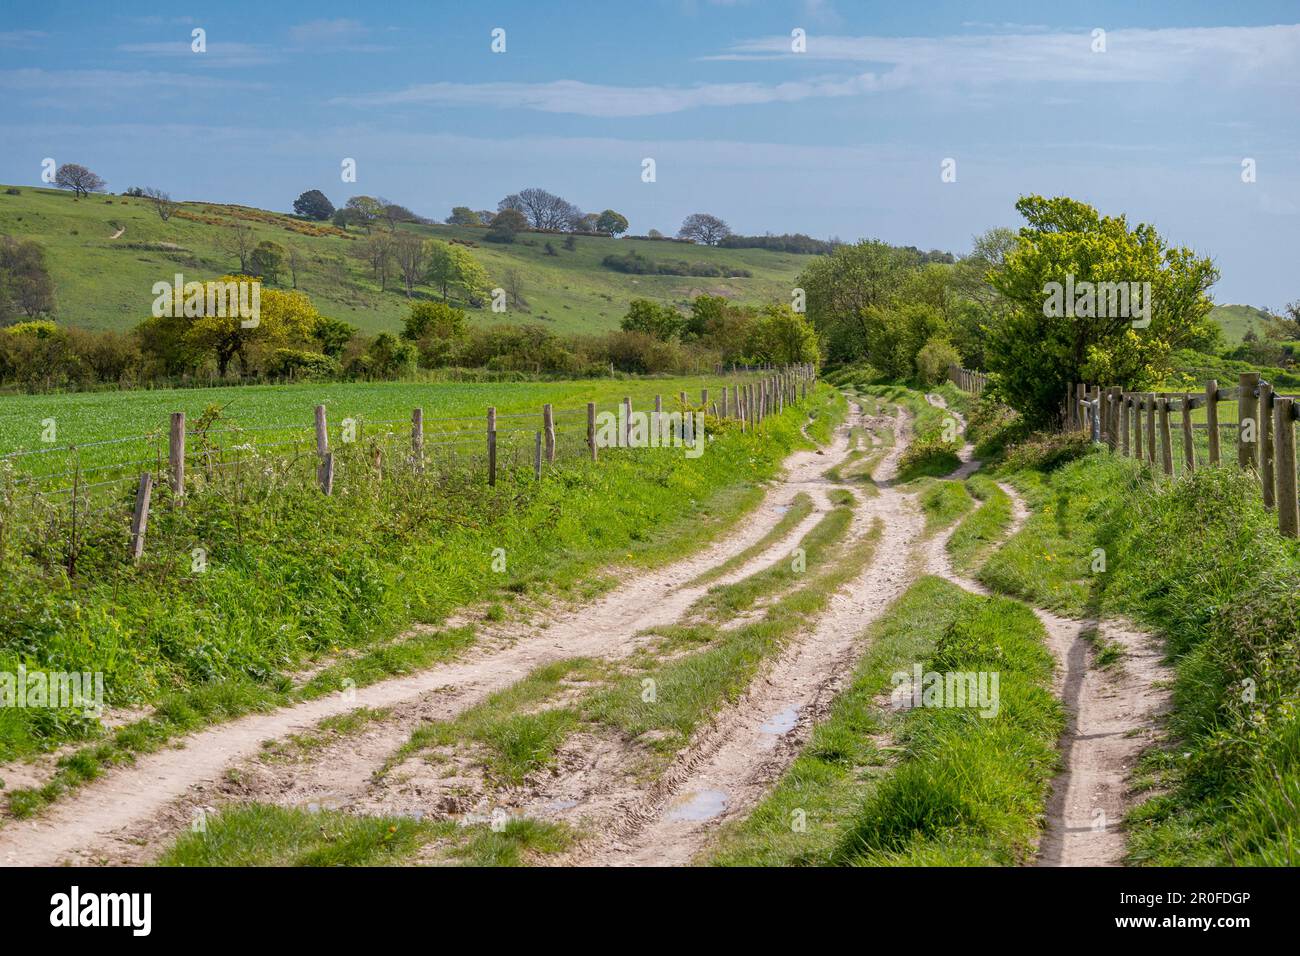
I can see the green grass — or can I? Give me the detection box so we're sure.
[918,479,974,534]
[946,475,1013,573]
[974,445,1300,865]
[0,184,812,335]
[708,576,1063,866]
[0,371,779,472]
[156,802,573,866]
[804,386,848,445]
[381,658,607,785]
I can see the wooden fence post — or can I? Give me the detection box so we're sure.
[1238,372,1259,470]
[1274,397,1298,538]
[1260,382,1275,508]
[587,402,597,461]
[701,388,708,409]
[319,452,334,495]
[1205,380,1220,465]
[721,388,728,419]
[1100,388,1111,447]
[623,397,632,448]
[168,412,185,496]
[1133,394,1144,462]
[543,403,556,463]
[534,432,542,480]
[487,407,497,486]
[315,404,329,457]
[1076,384,1087,431]
[1158,398,1174,476]
[1146,394,1157,464]
[130,471,153,563]
[1119,393,1130,456]
[411,407,424,470]
[1181,394,1195,473]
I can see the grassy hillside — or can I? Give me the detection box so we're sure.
[1209,303,1275,343]
[0,184,812,336]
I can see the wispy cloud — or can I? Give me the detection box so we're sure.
[116,40,277,67]
[286,18,389,52]
[331,24,1300,119]
[711,24,1300,87]
[332,72,904,117]
[0,68,265,107]
[0,30,47,49]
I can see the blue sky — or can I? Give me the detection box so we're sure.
[2,0,1298,306]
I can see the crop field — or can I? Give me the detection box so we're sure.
[0,373,775,484]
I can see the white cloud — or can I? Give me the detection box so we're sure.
[712,24,1300,87]
[331,72,904,116]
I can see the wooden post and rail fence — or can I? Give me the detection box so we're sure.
[948,363,1300,540]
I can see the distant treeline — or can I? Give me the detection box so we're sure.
[716,233,957,262]
[601,251,752,278]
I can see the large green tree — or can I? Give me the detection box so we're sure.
[986,195,1219,425]
[797,240,919,365]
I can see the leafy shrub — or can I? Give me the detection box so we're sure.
[1002,431,1093,472]
[897,436,961,480]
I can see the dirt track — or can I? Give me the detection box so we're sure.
[0,389,1170,867]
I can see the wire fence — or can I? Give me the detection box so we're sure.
[0,365,818,572]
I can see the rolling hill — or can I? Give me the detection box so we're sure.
[1209,303,1277,343]
[0,184,813,335]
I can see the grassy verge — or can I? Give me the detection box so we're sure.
[804,385,848,445]
[708,576,1062,866]
[976,447,1300,865]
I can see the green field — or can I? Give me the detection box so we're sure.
[0,374,767,490]
[0,184,812,335]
